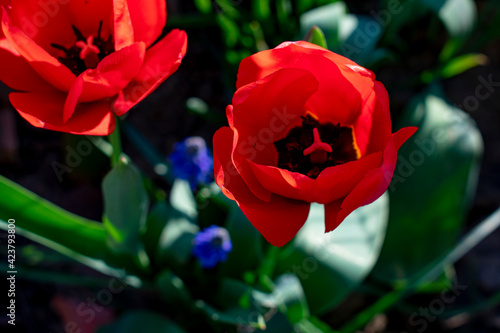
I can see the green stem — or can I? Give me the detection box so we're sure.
[258,245,281,291]
[340,207,500,333]
[108,116,122,167]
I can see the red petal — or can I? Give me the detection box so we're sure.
[67,0,113,41]
[230,68,319,202]
[333,126,418,225]
[237,41,361,88]
[315,152,383,203]
[1,8,76,91]
[63,72,85,123]
[112,29,187,115]
[10,91,115,135]
[248,162,315,201]
[0,38,52,91]
[248,151,382,204]
[231,68,318,138]
[236,41,375,126]
[324,200,342,232]
[9,0,75,54]
[127,0,166,47]
[353,81,392,156]
[113,0,134,50]
[81,42,146,101]
[214,127,311,247]
[63,42,146,122]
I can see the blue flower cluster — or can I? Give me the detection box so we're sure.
[168,136,213,189]
[192,225,232,269]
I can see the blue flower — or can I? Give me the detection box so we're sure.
[168,136,213,189]
[192,225,232,269]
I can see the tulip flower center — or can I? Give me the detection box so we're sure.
[274,113,360,179]
[51,22,114,75]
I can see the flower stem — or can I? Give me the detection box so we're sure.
[108,117,122,167]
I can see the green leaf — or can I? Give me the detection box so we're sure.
[305,26,328,48]
[170,179,198,221]
[102,159,149,255]
[420,0,477,38]
[97,311,186,333]
[254,0,272,20]
[217,14,240,48]
[195,300,267,330]
[224,202,264,277]
[156,270,192,306]
[157,206,199,266]
[301,2,346,49]
[275,194,389,315]
[276,0,293,29]
[295,316,339,333]
[300,3,383,65]
[273,274,309,324]
[440,53,488,79]
[341,208,500,333]
[194,0,213,14]
[372,83,483,283]
[142,201,169,261]
[0,175,108,261]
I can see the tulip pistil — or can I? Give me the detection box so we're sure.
[75,36,100,69]
[274,114,360,179]
[303,128,333,164]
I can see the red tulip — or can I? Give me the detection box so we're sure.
[0,0,187,135]
[213,41,417,247]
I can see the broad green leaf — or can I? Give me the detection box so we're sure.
[305,26,328,48]
[295,316,338,333]
[420,0,477,38]
[156,270,192,306]
[170,179,198,221]
[0,220,130,277]
[195,300,266,330]
[97,311,186,333]
[157,207,199,266]
[0,175,108,260]
[372,83,483,283]
[142,201,169,261]
[251,274,309,325]
[224,202,264,277]
[214,278,253,308]
[273,275,309,324]
[194,0,212,14]
[275,194,390,315]
[102,159,149,255]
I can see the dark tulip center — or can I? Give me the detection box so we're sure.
[51,21,114,75]
[273,113,360,179]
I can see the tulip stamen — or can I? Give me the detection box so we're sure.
[51,21,113,75]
